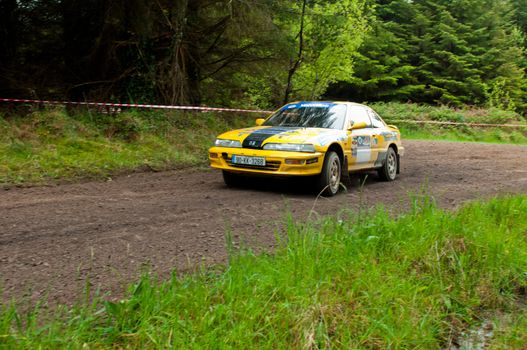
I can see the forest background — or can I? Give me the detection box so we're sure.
[2,0,527,113]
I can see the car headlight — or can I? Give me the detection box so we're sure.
[214,139,242,148]
[263,143,316,153]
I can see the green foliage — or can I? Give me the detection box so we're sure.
[331,0,527,112]
[485,78,518,111]
[290,0,368,99]
[5,0,527,112]
[1,195,527,348]
[0,0,372,107]
[335,0,417,101]
[371,102,526,124]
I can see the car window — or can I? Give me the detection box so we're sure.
[264,103,347,130]
[348,106,372,128]
[368,109,386,128]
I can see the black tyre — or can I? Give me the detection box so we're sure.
[378,147,398,181]
[222,170,239,187]
[316,151,341,196]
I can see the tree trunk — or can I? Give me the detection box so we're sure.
[283,0,307,105]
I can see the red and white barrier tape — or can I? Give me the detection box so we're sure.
[0,98,274,114]
[1,98,526,128]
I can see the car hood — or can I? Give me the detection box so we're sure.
[217,126,347,149]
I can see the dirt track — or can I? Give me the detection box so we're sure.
[1,140,527,305]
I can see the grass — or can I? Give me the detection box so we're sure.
[488,309,527,349]
[0,107,254,185]
[0,102,526,186]
[1,195,526,348]
[399,126,527,144]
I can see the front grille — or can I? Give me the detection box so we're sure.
[224,155,281,171]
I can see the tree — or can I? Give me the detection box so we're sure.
[0,0,64,98]
[411,0,525,107]
[331,0,526,109]
[1,0,525,110]
[283,0,307,105]
[329,0,418,102]
[289,0,368,101]
[0,0,19,97]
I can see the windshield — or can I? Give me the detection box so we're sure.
[264,103,347,129]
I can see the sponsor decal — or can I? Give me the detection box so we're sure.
[353,135,371,147]
[352,135,371,162]
[299,102,333,108]
[283,101,335,110]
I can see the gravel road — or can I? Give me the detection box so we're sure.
[1,140,527,304]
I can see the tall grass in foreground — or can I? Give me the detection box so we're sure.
[1,195,527,349]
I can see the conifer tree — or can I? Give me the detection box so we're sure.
[333,0,418,102]
[333,0,526,110]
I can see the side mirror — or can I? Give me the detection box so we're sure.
[255,118,265,126]
[348,121,367,130]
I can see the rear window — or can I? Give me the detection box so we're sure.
[264,103,347,130]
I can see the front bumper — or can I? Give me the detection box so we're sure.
[208,146,325,176]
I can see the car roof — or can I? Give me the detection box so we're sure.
[286,101,368,108]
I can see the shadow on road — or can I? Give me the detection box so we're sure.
[218,171,383,197]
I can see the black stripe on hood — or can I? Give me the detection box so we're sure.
[242,127,299,149]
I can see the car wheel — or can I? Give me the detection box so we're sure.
[222,170,239,187]
[317,151,341,196]
[378,147,398,181]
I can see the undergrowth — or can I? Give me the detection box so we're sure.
[372,102,527,144]
[0,107,253,185]
[1,195,526,348]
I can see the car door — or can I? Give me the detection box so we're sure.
[347,106,377,170]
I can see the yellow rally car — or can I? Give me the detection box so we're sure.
[209,101,404,196]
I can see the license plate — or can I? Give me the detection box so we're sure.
[231,155,266,166]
